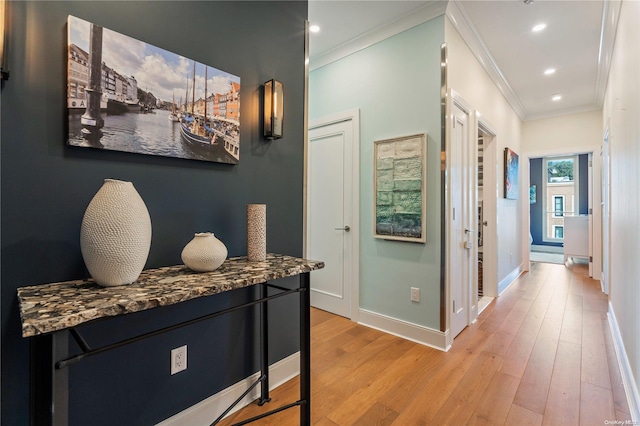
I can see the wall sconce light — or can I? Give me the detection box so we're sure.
[0,0,8,81]
[264,79,283,139]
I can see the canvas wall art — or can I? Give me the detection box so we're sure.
[67,15,241,164]
[374,133,427,243]
[504,147,519,200]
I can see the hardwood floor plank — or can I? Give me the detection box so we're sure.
[513,336,559,414]
[429,351,504,425]
[582,313,612,389]
[543,340,582,425]
[467,371,520,425]
[560,293,583,344]
[580,382,615,425]
[506,404,544,426]
[352,402,398,426]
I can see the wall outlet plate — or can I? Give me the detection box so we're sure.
[411,287,420,303]
[171,345,187,375]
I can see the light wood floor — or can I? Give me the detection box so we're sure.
[221,261,631,425]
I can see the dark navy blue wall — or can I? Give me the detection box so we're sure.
[529,154,590,246]
[529,158,546,245]
[579,154,589,214]
[1,2,307,424]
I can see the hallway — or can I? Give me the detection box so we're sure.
[222,261,631,425]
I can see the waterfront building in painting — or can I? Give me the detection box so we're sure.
[68,44,90,110]
[227,82,240,122]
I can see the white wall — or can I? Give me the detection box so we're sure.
[521,110,603,279]
[603,0,640,419]
[445,17,524,288]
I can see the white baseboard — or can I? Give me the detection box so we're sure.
[498,264,524,295]
[358,308,449,351]
[531,244,564,254]
[608,303,640,423]
[156,352,300,426]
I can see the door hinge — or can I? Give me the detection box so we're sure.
[589,256,593,262]
[453,207,456,221]
[453,300,456,312]
[589,208,593,215]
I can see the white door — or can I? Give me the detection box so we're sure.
[450,102,472,338]
[307,119,353,318]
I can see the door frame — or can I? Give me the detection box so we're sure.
[305,109,361,321]
[522,145,602,280]
[472,113,498,305]
[446,90,474,345]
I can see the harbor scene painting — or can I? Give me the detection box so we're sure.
[374,133,427,243]
[67,15,240,164]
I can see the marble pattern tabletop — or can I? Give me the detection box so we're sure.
[17,254,324,338]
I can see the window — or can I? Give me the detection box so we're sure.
[542,155,578,242]
[553,195,565,217]
[554,225,564,239]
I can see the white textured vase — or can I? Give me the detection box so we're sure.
[80,179,152,287]
[247,204,266,262]
[181,233,228,272]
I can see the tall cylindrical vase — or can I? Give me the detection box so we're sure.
[247,204,266,262]
[80,179,152,287]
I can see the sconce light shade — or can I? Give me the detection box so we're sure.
[0,0,8,81]
[264,79,283,139]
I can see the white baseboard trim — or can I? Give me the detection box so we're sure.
[531,244,564,254]
[156,352,300,426]
[608,303,640,423]
[498,265,524,295]
[358,308,449,351]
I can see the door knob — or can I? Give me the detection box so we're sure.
[335,226,351,232]
[465,228,475,234]
[482,221,488,226]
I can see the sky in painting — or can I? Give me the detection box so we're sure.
[68,15,240,104]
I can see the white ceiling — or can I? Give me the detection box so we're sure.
[308,0,616,121]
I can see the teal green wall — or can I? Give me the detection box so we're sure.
[309,16,444,329]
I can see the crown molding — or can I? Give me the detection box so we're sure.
[445,0,527,120]
[594,0,622,107]
[524,104,601,123]
[309,1,448,72]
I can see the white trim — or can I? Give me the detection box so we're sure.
[358,308,449,352]
[595,0,622,107]
[531,244,564,254]
[498,264,524,295]
[308,109,361,322]
[310,1,447,71]
[608,303,640,423]
[156,352,301,426]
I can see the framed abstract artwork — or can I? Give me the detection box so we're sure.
[504,147,519,200]
[67,15,241,164]
[374,133,427,243]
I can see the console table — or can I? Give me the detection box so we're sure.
[17,254,324,426]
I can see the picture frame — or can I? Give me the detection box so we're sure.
[67,15,241,164]
[504,147,519,200]
[374,133,427,243]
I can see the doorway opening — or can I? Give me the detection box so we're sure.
[529,153,591,268]
[476,123,496,314]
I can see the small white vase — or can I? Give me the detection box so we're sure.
[181,233,228,272]
[80,179,152,287]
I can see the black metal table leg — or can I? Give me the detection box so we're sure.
[30,330,69,426]
[300,272,311,425]
[258,283,271,406]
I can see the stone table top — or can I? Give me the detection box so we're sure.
[17,254,324,338]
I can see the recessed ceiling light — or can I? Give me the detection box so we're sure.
[552,93,562,101]
[309,24,320,33]
[544,68,556,75]
[532,23,547,32]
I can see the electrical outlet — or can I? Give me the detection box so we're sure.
[171,345,187,375]
[411,287,420,303]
